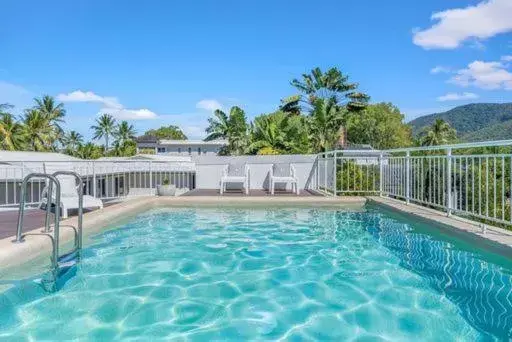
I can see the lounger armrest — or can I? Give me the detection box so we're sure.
[41,185,49,198]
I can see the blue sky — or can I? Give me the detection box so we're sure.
[1,0,512,140]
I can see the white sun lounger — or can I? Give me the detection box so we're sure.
[220,163,250,195]
[39,175,103,218]
[269,163,299,195]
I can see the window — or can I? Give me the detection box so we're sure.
[178,147,181,154]
[188,147,192,155]
[198,147,201,155]
[157,147,166,153]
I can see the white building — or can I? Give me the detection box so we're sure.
[136,136,227,156]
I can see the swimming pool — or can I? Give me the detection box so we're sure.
[0,206,511,340]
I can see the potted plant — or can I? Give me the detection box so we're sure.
[157,178,176,196]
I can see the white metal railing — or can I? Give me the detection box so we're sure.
[316,140,512,227]
[0,160,196,208]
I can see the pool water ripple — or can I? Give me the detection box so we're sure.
[0,207,511,340]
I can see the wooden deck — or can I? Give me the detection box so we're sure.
[182,189,322,197]
[0,209,52,240]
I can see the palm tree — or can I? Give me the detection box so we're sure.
[420,119,457,146]
[248,111,310,155]
[77,142,103,159]
[308,98,345,152]
[22,109,53,151]
[205,109,230,141]
[91,114,116,152]
[115,121,136,146]
[290,67,369,111]
[62,130,84,154]
[33,95,66,133]
[205,106,249,155]
[0,113,25,150]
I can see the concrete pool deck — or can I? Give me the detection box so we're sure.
[0,195,366,273]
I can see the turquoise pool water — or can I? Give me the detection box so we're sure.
[0,207,511,340]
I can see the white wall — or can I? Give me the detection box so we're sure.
[193,155,318,191]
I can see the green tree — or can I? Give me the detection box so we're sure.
[76,142,103,159]
[420,119,457,146]
[22,109,54,151]
[0,113,25,150]
[279,95,301,115]
[345,103,412,149]
[249,111,310,155]
[115,121,136,146]
[33,95,66,148]
[308,98,345,152]
[144,125,187,140]
[62,130,84,155]
[205,106,249,155]
[91,114,116,152]
[290,67,369,111]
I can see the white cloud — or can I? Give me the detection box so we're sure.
[57,90,121,109]
[501,55,512,62]
[196,99,222,112]
[57,90,158,120]
[437,92,479,102]
[413,0,512,49]
[430,66,451,74]
[100,107,158,120]
[449,60,512,90]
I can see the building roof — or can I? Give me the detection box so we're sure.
[0,150,80,162]
[98,154,192,162]
[158,139,228,146]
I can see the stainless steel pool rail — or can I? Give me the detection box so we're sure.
[14,173,61,273]
[13,171,85,291]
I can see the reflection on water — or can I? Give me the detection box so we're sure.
[364,211,512,339]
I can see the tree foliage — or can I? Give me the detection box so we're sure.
[290,67,370,111]
[91,114,116,152]
[144,125,187,140]
[248,111,310,155]
[345,102,412,149]
[205,106,249,155]
[420,119,457,146]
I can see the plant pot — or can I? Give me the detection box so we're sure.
[157,184,176,196]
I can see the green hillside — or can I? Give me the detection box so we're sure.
[409,103,512,141]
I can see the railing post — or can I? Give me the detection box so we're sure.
[92,161,97,198]
[333,152,337,197]
[379,152,383,197]
[446,147,452,216]
[149,161,153,195]
[406,151,410,204]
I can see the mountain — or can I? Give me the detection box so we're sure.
[409,103,512,142]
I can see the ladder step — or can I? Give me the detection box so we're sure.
[58,248,79,263]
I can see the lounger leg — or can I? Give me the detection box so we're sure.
[220,181,223,195]
[270,180,274,195]
[61,204,68,219]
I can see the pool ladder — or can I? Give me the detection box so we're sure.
[13,171,84,292]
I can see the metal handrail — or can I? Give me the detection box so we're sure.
[52,171,84,255]
[14,173,61,272]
